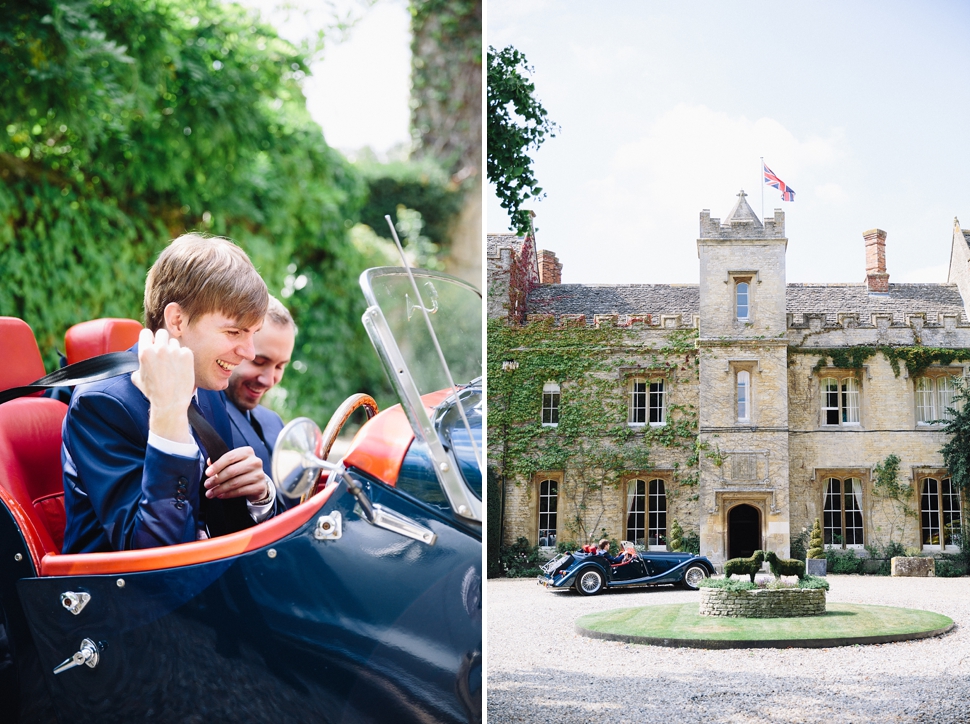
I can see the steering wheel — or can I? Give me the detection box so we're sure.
[305,393,379,500]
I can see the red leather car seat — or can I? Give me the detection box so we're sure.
[65,317,142,364]
[0,317,68,562]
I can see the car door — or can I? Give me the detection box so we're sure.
[17,480,481,724]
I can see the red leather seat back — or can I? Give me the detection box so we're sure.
[0,317,46,390]
[0,398,68,557]
[0,318,67,562]
[65,317,142,364]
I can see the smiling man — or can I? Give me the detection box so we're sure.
[61,234,278,553]
[222,296,296,478]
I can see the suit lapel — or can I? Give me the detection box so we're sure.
[225,398,272,473]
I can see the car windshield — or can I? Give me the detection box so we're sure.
[360,267,482,520]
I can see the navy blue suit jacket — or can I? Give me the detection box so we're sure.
[61,366,236,554]
[222,394,284,477]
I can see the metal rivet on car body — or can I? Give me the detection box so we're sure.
[439,461,450,472]
[267,549,277,559]
[14,553,22,562]
[116,579,125,588]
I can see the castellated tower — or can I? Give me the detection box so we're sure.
[696,190,791,561]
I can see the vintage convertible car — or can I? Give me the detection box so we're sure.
[0,267,481,723]
[538,541,715,595]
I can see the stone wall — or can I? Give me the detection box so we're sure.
[699,587,826,618]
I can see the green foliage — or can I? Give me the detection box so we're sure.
[801,345,970,379]
[797,576,831,590]
[498,536,543,578]
[487,318,701,543]
[0,0,406,423]
[697,578,757,592]
[682,531,700,555]
[940,380,970,492]
[355,155,464,252]
[807,519,825,559]
[825,547,863,574]
[668,519,684,552]
[555,539,580,554]
[486,466,503,578]
[698,576,829,591]
[487,45,556,234]
[934,559,967,577]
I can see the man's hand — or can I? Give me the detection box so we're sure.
[132,328,195,444]
[204,447,271,503]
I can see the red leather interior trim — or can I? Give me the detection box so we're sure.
[65,318,143,365]
[0,485,48,570]
[34,494,66,552]
[0,317,46,390]
[341,390,448,485]
[40,484,336,577]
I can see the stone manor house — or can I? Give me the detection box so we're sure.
[487,193,969,564]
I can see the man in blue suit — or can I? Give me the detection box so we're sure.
[62,234,279,553]
[222,296,295,481]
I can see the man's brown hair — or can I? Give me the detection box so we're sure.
[144,234,268,332]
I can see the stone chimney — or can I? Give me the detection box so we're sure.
[864,228,889,293]
[537,249,562,284]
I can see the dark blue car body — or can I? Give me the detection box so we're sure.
[538,544,715,595]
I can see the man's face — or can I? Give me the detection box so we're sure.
[226,320,295,411]
[174,312,260,391]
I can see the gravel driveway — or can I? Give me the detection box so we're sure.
[486,576,970,723]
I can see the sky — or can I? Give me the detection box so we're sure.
[487,1,970,285]
[238,0,412,156]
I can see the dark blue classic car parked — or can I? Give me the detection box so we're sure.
[538,541,715,595]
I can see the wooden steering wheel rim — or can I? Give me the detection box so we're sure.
[309,393,379,497]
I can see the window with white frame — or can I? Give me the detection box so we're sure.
[737,370,750,422]
[822,477,864,548]
[920,476,962,551]
[820,375,860,425]
[915,374,958,423]
[736,280,750,320]
[537,478,558,547]
[542,382,560,426]
[626,478,667,549]
[628,377,666,426]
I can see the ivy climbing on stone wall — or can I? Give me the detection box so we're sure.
[487,318,701,542]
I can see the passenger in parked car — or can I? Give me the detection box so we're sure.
[221,295,295,484]
[62,234,280,553]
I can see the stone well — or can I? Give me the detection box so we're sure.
[699,587,826,618]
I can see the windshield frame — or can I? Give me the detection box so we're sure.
[359,267,482,523]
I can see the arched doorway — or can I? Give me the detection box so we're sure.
[727,504,762,559]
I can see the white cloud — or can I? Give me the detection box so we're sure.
[555,104,849,282]
[815,183,847,203]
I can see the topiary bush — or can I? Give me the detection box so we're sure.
[498,537,543,578]
[808,518,825,559]
[669,519,684,552]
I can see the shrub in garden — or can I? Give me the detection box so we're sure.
[682,532,700,555]
[669,520,684,552]
[826,548,863,574]
[499,537,543,577]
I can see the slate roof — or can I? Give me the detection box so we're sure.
[528,284,700,319]
[526,282,969,326]
[786,283,969,326]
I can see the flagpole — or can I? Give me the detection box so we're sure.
[760,156,764,223]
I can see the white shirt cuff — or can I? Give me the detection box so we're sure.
[148,431,201,459]
[247,477,276,523]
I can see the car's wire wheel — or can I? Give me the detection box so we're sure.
[577,569,605,596]
[681,564,708,590]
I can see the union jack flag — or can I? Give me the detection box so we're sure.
[763,162,795,202]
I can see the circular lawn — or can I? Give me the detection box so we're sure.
[576,602,954,649]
